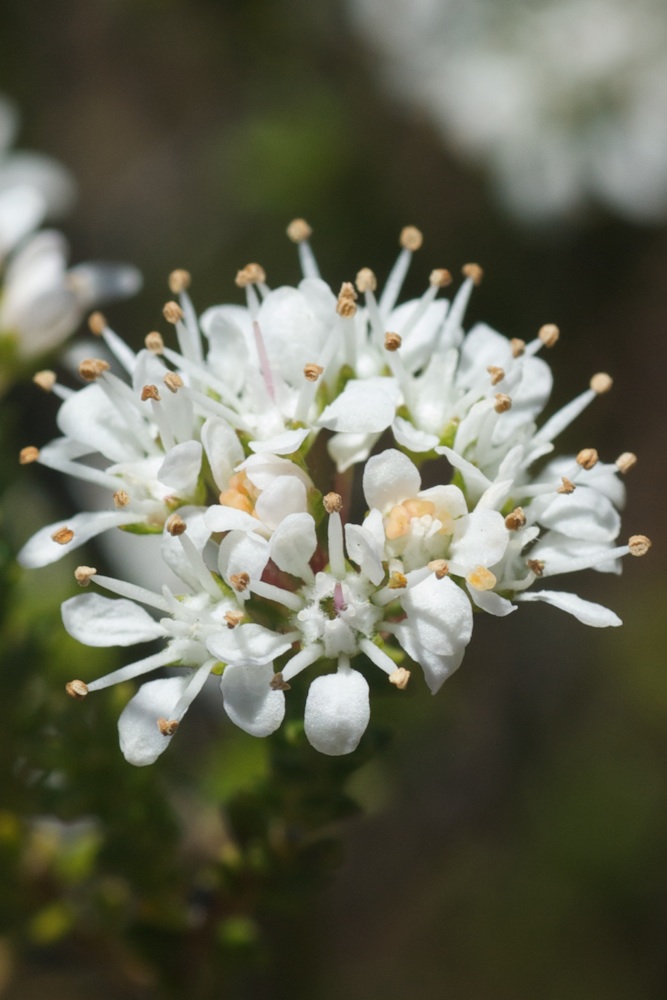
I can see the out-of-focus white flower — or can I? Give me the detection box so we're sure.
[349,0,667,222]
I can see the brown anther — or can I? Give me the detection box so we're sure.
[590,372,613,394]
[487,365,505,385]
[558,477,576,495]
[286,218,312,243]
[157,718,179,736]
[163,301,184,324]
[616,452,637,474]
[538,323,560,348]
[323,492,343,514]
[389,667,411,690]
[388,571,408,589]
[400,226,423,251]
[527,558,545,576]
[336,282,358,318]
[384,332,402,352]
[303,362,324,382]
[270,672,292,692]
[88,312,107,335]
[235,263,266,288]
[33,370,56,392]
[113,490,130,508]
[230,572,250,593]
[494,393,512,413]
[429,268,452,287]
[19,446,40,465]
[51,527,74,545]
[164,372,184,393]
[462,262,483,285]
[224,610,244,629]
[78,358,110,381]
[428,559,449,579]
[504,507,526,531]
[628,535,651,557]
[355,267,377,293]
[66,679,88,700]
[576,448,599,470]
[141,384,160,402]
[166,514,187,536]
[168,269,191,294]
[510,338,526,357]
[74,566,97,587]
[145,331,164,353]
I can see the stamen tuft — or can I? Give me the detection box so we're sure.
[78,358,110,381]
[74,566,97,587]
[163,301,184,324]
[590,372,613,394]
[51,527,74,545]
[88,312,107,335]
[235,263,266,288]
[356,267,377,293]
[628,535,651,557]
[157,718,179,736]
[384,331,402,352]
[230,572,250,593]
[145,331,164,353]
[389,667,411,690]
[494,393,512,413]
[577,448,598,470]
[19,446,39,465]
[462,262,483,285]
[303,362,324,382]
[428,559,449,579]
[538,323,560,347]
[286,218,312,243]
[400,226,423,251]
[66,679,88,700]
[141,384,161,402]
[429,268,452,287]
[33,370,56,392]
[505,507,526,530]
[166,514,187,536]
[323,492,343,514]
[616,452,637,474]
[168,269,191,293]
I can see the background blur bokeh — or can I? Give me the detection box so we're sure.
[1,1,666,997]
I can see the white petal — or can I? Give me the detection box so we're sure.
[254,475,307,530]
[157,440,202,493]
[391,627,465,694]
[218,530,270,590]
[363,448,421,513]
[57,383,142,463]
[399,575,473,656]
[118,676,189,766]
[450,510,509,570]
[436,446,493,499]
[327,430,380,472]
[201,418,244,491]
[344,523,385,586]
[318,378,400,434]
[516,590,622,627]
[270,513,317,576]
[207,624,294,666]
[66,262,142,309]
[18,509,140,569]
[532,532,622,577]
[249,427,310,455]
[161,505,212,588]
[304,668,370,755]
[62,593,167,646]
[0,185,45,256]
[205,505,262,535]
[537,490,620,542]
[240,453,312,491]
[221,662,285,737]
[391,416,439,454]
[468,587,516,616]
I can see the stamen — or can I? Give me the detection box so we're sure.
[113,490,130,507]
[235,263,266,287]
[384,332,402,352]
[166,513,186,536]
[168,269,191,294]
[558,477,576,494]
[145,331,164,353]
[326,501,346,580]
[494,393,512,413]
[252,319,277,403]
[141,384,160,402]
[504,508,526,530]
[92,573,172,613]
[270,672,291,691]
[590,372,613,394]
[378,226,422,313]
[388,571,408,589]
[164,372,184,393]
[461,262,483,285]
[323,492,343,514]
[510,338,526,357]
[88,312,106,335]
[86,647,178,692]
[158,719,179,736]
[33,370,56,392]
[51,527,74,545]
[576,448,598,470]
[287,218,312,243]
[467,566,497,590]
[628,535,651,556]
[526,559,545,576]
[66,679,88,699]
[163,301,184,324]
[356,268,377,293]
[430,268,452,287]
[487,365,505,385]
[538,323,560,348]
[400,226,423,251]
[428,559,449,579]
[78,358,110,382]
[19,446,39,464]
[225,611,244,629]
[616,452,637,474]
[303,362,324,382]
[230,572,250,593]
[287,218,319,279]
[389,667,411,689]
[358,637,397,675]
[282,643,324,683]
[251,579,304,612]
[336,282,358,318]
[74,566,97,587]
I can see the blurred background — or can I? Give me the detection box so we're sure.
[0,0,665,997]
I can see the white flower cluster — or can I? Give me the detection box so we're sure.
[0,94,140,368]
[18,221,650,763]
[349,0,667,222]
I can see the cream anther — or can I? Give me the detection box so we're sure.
[538,323,560,348]
[141,384,161,402]
[487,365,505,385]
[400,226,423,251]
[428,559,449,579]
[558,477,576,494]
[145,331,164,353]
[510,338,526,357]
[462,262,483,285]
[505,507,526,530]
[270,672,291,691]
[577,448,599,470]
[74,566,97,587]
[88,312,107,335]
[235,263,266,288]
[323,492,343,514]
[66,679,88,700]
[286,218,312,243]
[51,527,74,545]
[336,282,358,318]
[168,269,191,293]
[224,611,244,629]
[163,301,184,324]
[303,362,324,382]
[494,393,512,413]
[163,372,184,393]
[157,718,179,736]
[19,446,39,465]
[429,268,452,287]
[78,358,110,381]
[388,571,408,589]
[628,535,651,557]
[590,372,613,394]
[467,566,496,590]
[389,667,411,690]
[384,332,402,352]
[165,514,187,536]
[355,267,377,293]
[113,490,130,508]
[527,558,545,576]
[33,370,56,392]
[616,452,637,474]
[230,572,250,593]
